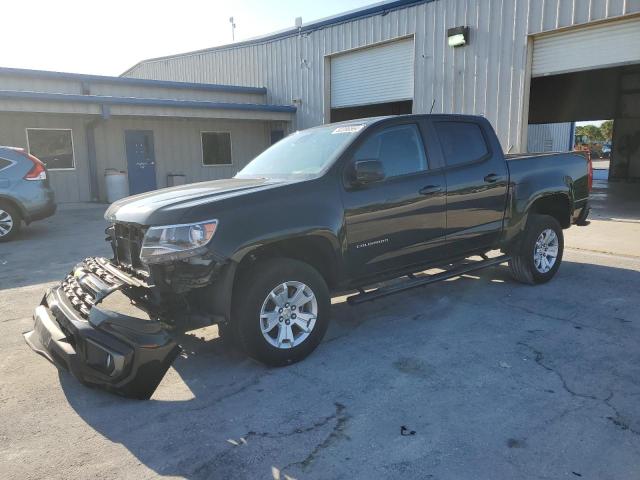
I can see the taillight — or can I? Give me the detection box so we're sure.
[587,157,593,192]
[11,148,47,181]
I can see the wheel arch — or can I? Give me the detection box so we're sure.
[234,234,342,290]
[0,195,26,220]
[528,193,572,229]
[502,191,571,255]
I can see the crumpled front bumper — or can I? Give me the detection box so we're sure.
[24,257,180,400]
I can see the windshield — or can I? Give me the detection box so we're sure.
[236,123,365,178]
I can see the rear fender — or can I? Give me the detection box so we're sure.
[501,185,572,253]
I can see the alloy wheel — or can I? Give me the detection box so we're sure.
[0,209,14,238]
[533,228,559,273]
[259,281,318,349]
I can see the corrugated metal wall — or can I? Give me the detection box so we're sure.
[0,112,272,202]
[0,74,266,104]
[124,0,640,152]
[93,117,271,197]
[527,122,573,152]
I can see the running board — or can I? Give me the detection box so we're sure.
[346,255,511,306]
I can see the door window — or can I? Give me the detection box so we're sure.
[434,122,489,167]
[353,124,427,178]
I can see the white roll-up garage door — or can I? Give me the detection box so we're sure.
[532,17,640,77]
[330,38,414,109]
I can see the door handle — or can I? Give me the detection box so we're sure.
[484,173,499,183]
[419,185,442,195]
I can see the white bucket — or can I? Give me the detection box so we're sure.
[105,169,129,203]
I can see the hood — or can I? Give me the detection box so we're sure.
[105,177,284,226]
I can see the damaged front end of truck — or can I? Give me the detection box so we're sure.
[24,218,233,400]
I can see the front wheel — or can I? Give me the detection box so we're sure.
[509,214,564,285]
[232,258,331,366]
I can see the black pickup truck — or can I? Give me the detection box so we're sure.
[25,114,591,399]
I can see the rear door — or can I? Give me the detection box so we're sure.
[341,120,447,280]
[431,119,508,255]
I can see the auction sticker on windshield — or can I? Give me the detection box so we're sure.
[332,125,364,134]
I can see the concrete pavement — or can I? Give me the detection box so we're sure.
[1,196,639,480]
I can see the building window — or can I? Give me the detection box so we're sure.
[201,132,232,166]
[26,128,75,170]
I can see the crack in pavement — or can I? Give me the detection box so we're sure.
[153,372,270,424]
[518,341,639,437]
[241,402,347,442]
[504,301,608,334]
[517,341,597,401]
[281,402,349,473]
[185,403,349,479]
[604,392,640,436]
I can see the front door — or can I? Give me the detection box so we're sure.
[341,121,447,281]
[125,130,157,195]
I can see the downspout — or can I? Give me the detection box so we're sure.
[85,104,110,202]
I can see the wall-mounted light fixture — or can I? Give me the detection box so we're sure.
[447,26,469,47]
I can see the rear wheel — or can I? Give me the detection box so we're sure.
[0,202,21,242]
[509,214,563,285]
[231,258,330,366]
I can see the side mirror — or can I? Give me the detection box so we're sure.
[353,159,385,185]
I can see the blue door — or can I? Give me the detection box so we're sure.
[125,130,157,195]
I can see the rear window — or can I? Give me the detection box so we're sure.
[434,122,489,167]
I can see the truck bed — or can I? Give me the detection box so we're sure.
[506,151,589,199]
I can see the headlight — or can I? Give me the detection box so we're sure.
[140,219,218,264]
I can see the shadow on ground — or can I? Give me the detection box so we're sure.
[0,206,110,290]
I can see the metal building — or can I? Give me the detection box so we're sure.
[0,68,294,202]
[527,122,574,153]
[123,0,640,179]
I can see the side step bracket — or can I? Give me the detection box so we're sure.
[346,255,511,306]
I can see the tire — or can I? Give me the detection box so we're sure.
[231,258,331,366]
[509,214,564,285]
[217,321,239,347]
[0,202,21,243]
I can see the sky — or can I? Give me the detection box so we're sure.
[1,0,374,77]
[576,120,606,127]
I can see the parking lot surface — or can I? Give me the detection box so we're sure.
[1,185,639,480]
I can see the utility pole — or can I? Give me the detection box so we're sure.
[229,17,236,42]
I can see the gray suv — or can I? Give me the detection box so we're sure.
[0,146,56,242]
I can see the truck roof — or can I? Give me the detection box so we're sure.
[307,113,489,133]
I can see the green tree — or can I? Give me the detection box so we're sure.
[600,120,613,142]
[577,124,604,142]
